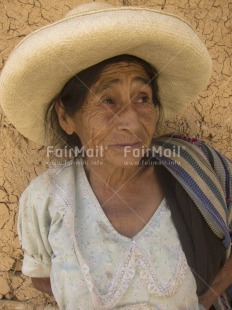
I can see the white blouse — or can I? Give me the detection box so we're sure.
[18,157,201,309]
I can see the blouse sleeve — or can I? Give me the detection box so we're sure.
[17,176,53,277]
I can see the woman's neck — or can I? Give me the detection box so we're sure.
[83,157,155,193]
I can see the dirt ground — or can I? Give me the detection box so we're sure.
[0,0,231,308]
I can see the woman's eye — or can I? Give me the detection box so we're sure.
[137,95,150,104]
[103,98,114,105]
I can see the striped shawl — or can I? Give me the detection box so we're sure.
[151,134,232,256]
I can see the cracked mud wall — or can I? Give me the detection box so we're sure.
[0,0,231,308]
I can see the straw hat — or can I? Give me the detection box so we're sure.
[0,2,212,146]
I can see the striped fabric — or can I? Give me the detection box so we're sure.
[151,134,232,255]
[151,134,232,309]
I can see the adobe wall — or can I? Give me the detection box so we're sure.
[0,0,231,308]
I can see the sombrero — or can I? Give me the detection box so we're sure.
[0,2,212,146]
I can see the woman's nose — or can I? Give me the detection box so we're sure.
[117,103,142,133]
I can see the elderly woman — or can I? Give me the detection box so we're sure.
[0,2,231,310]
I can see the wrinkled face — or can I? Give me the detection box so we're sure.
[69,61,159,166]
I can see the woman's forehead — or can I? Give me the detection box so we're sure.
[99,61,149,77]
[92,61,151,90]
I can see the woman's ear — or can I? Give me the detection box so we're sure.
[55,100,75,135]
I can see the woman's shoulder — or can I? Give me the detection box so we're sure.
[18,158,82,222]
[20,158,80,200]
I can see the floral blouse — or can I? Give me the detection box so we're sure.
[18,157,201,309]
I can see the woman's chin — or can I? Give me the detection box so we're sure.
[102,153,142,168]
[83,146,148,169]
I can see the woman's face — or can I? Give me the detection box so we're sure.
[66,61,159,166]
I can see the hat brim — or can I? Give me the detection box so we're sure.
[0,6,212,146]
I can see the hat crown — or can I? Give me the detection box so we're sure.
[65,2,114,18]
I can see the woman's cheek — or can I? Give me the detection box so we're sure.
[141,109,157,124]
